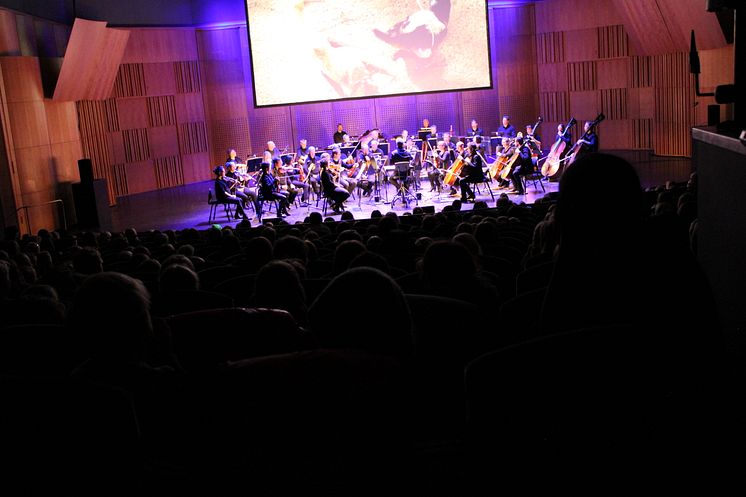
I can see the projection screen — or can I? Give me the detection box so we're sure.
[245,0,492,107]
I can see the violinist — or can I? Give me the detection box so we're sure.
[286,156,311,206]
[258,161,291,218]
[271,157,299,206]
[331,146,357,194]
[214,165,248,220]
[226,148,244,165]
[356,144,376,196]
[226,161,259,215]
[319,159,350,213]
[460,142,486,203]
[296,138,310,159]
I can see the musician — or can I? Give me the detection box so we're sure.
[525,124,542,165]
[265,141,281,162]
[495,137,515,188]
[226,148,243,164]
[355,144,374,196]
[474,135,488,156]
[271,157,301,206]
[460,143,486,203]
[496,115,517,140]
[446,140,467,195]
[575,121,599,159]
[333,123,346,144]
[442,131,455,150]
[555,123,572,157]
[319,159,350,213]
[225,161,259,215]
[428,139,452,193]
[303,146,321,196]
[467,119,484,139]
[331,146,357,194]
[285,156,311,205]
[258,161,291,217]
[389,138,414,190]
[508,134,534,195]
[296,138,310,158]
[213,165,248,220]
[420,118,434,138]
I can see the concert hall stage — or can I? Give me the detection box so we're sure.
[108,151,691,233]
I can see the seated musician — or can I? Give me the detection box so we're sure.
[331,146,357,194]
[333,123,346,144]
[474,135,487,156]
[226,148,243,164]
[496,115,517,140]
[460,143,486,203]
[525,124,542,165]
[574,120,599,160]
[388,138,414,190]
[225,161,259,216]
[356,144,375,196]
[304,146,320,196]
[428,140,452,193]
[447,140,467,196]
[555,123,572,160]
[467,119,484,139]
[271,157,299,206]
[495,137,515,188]
[286,156,311,206]
[213,165,248,220]
[319,159,350,213]
[265,141,281,162]
[508,134,534,195]
[420,118,433,138]
[441,131,455,150]
[297,138,310,159]
[258,161,291,218]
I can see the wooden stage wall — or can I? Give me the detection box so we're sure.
[0,0,733,233]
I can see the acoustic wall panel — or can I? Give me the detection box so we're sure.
[181,152,211,185]
[178,121,209,155]
[116,97,149,130]
[174,93,206,123]
[112,63,146,98]
[123,160,156,194]
[540,91,570,123]
[600,88,627,120]
[567,61,597,92]
[597,25,628,59]
[154,155,183,189]
[143,62,177,96]
[147,125,179,159]
[174,61,202,93]
[633,119,652,149]
[122,128,150,163]
[209,117,251,166]
[146,95,176,127]
[536,31,565,64]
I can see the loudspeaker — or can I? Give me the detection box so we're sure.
[421,205,435,214]
[73,178,111,229]
[78,159,94,184]
[708,105,721,126]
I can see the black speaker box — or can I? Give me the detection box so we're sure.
[73,178,111,229]
[78,159,94,184]
[421,205,436,214]
[707,105,721,126]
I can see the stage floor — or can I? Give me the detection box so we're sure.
[108,151,692,233]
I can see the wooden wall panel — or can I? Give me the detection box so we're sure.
[181,152,211,185]
[0,57,43,102]
[597,25,628,59]
[536,31,565,64]
[567,61,597,92]
[536,0,624,33]
[146,95,176,127]
[15,14,38,57]
[112,63,146,98]
[148,125,179,159]
[45,100,80,144]
[538,63,568,92]
[50,141,84,182]
[8,101,49,149]
[122,29,198,64]
[143,62,177,96]
[209,117,251,166]
[123,160,156,195]
[174,93,205,123]
[154,155,184,189]
[600,88,627,120]
[174,61,202,93]
[633,119,652,149]
[598,119,631,149]
[178,121,208,155]
[0,10,20,55]
[565,29,599,62]
[122,128,150,163]
[596,59,628,90]
[540,91,570,123]
[569,91,599,121]
[116,98,149,130]
[53,18,129,101]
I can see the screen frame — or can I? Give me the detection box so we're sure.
[243,0,493,108]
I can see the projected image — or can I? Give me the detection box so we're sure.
[246,0,491,107]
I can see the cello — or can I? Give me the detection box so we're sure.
[564,113,605,167]
[499,135,523,181]
[542,117,576,178]
[443,155,464,187]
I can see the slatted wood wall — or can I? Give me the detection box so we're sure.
[535,0,730,157]
[76,28,210,202]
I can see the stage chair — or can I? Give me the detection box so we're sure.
[521,170,546,194]
[208,189,234,223]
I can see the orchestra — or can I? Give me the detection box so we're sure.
[216,114,605,222]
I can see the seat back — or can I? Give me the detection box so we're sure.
[166,307,303,372]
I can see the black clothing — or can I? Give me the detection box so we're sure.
[333,130,346,144]
[296,146,309,158]
[496,124,517,139]
[467,126,484,139]
[215,177,247,218]
[391,147,413,165]
[258,171,290,217]
[320,168,350,210]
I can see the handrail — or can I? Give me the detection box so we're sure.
[15,199,67,234]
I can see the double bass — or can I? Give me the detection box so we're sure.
[541,117,577,178]
[565,113,605,166]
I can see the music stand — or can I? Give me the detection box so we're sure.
[390,161,418,208]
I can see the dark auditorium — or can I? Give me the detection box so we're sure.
[1,0,745,494]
